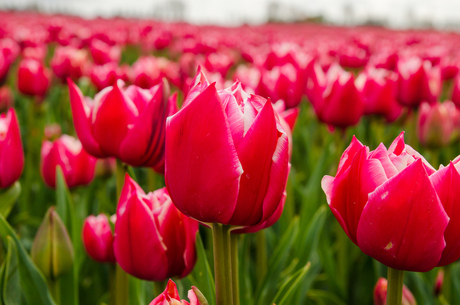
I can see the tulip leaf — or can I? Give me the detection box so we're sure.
[0,237,21,304]
[306,289,348,305]
[0,182,21,218]
[55,167,79,305]
[0,214,55,305]
[187,232,215,305]
[270,262,311,305]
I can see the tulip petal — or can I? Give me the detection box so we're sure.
[67,79,105,158]
[336,136,364,176]
[165,84,243,224]
[357,159,448,272]
[221,92,244,149]
[0,109,24,188]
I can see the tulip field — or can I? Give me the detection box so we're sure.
[3,10,460,305]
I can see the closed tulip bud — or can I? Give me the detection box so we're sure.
[68,78,177,172]
[82,214,115,263]
[40,135,96,188]
[417,101,459,148]
[114,175,198,281]
[150,279,208,305]
[22,46,47,61]
[31,207,74,280]
[434,269,444,296]
[204,52,234,78]
[0,108,24,188]
[17,58,51,97]
[166,69,290,226]
[51,46,90,81]
[90,62,120,91]
[322,133,450,272]
[0,86,14,112]
[374,278,416,305]
[43,123,62,141]
[130,56,163,89]
[90,39,121,65]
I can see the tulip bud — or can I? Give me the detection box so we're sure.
[150,279,208,305]
[95,157,116,178]
[90,39,121,65]
[434,269,444,297]
[0,108,24,188]
[374,278,416,305]
[51,46,90,81]
[17,58,51,98]
[82,214,116,263]
[43,123,62,141]
[0,86,13,112]
[31,207,74,280]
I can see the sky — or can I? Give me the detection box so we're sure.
[1,0,460,29]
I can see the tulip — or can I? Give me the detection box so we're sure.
[434,269,443,297]
[417,101,459,148]
[17,58,51,97]
[306,63,364,129]
[95,157,116,178]
[0,52,10,85]
[82,214,116,263]
[114,175,198,281]
[0,108,24,188]
[397,57,441,107]
[51,46,90,81]
[373,278,416,305]
[31,206,74,280]
[322,133,448,272]
[0,86,14,112]
[130,56,163,89]
[40,134,96,188]
[451,76,460,108]
[90,39,121,65]
[337,43,369,69]
[355,67,402,122]
[68,78,177,172]
[204,52,235,78]
[150,279,208,305]
[90,62,121,91]
[165,70,290,226]
[22,45,47,61]
[44,123,62,141]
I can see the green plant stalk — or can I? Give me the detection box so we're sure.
[212,223,233,305]
[115,159,129,305]
[387,267,404,305]
[443,265,452,303]
[255,230,267,283]
[49,279,61,305]
[231,234,240,305]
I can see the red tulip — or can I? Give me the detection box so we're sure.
[434,269,444,296]
[373,278,416,305]
[68,78,177,172]
[451,76,460,108]
[356,67,402,122]
[204,51,235,78]
[130,56,163,89]
[17,58,51,97]
[0,86,14,112]
[0,52,11,85]
[40,134,96,188]
[166,70,290,226]
[337,43,369,69]
[51,46,90,81]
[150,279,207,305]
[82,214,116,263]
[417,101,459,148]
[114,175,198,281]
[397,57,441,107]
[322,133,448,272]
[90,62,121,91]
[0,108,24,188]
[90,39,121,65]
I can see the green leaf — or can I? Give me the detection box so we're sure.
[0,214,55,305]
[187,232,215,305]
[307,289,348,305]
[297,205,328,266]
[0,237,21,304]
[0,182,21,218]
[271,262,311,305]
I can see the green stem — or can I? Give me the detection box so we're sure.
[212,223,233,305]
[153,280,168,297]
[443,265,452,303]
[255,230,267,283]
[231,234,240,305]
[49,279,61,305]
[387,267,404,305]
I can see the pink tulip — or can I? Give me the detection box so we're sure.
[322,133,449,272]
[17,58,51,97]
[90,39,121,65]
[82,214,116,263]
[68,78,177,172]
[0,108,24,188]
[150,280,207,305]
[114,175,198,281]
[130,56,163,89]
[166,70,290,226]
[374,278,416,305]
[51,46,90,81]
[0,86,14,112]
[40,135,96,188]
[90,62,122,91]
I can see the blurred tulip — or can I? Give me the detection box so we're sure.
[68,78,177,172]
[90,39,121,65]
[82,214,116,263]
[90,62,121,91]
[451,76,460,108]
[434,269,443,296]
[130,56,162,89]
[356,67,402,122]
[51,46,90,81]
[337,43,369,69]
[397,57,441,107]
[322,133,449,272]
[166,70,290,226]
[114,175,198,281]
[95,157,116,178]
[40,134,96,188]
[0,86,14,112]
[17,58,51,97]
[0,108,24,188]
[150,279,208,305]
[0,52,11,85]
[417,101,459,148]
[22,45,47,61]
[204,52,234,78]
[374,278,416,305]
[43,123,62,141]
[31,206,74,280]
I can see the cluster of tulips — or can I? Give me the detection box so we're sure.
[2,10,460,305]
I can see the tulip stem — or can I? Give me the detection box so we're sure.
[386,267,404,305]
[255,230,267,282]
[115,264,129,305]
[49,279,61,305]
[443,265,452,303]
[231,234,240,305]
[212,223,233,305]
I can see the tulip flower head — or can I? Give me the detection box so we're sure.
[165,69,290,226]
[114,175,198,281]
[17,58,51,98]
[150,279,208,305]
[0,86,14,112]
[373,278,416,305]
[82,214,116,263]
[0,108,24,188]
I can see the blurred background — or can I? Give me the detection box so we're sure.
[1,0,460,29]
